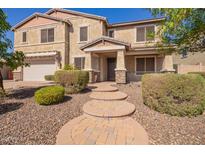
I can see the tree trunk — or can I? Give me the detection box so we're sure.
[0,71,5,93]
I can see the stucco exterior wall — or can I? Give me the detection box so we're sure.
[47,11,105,64]
[109,23,161,48]
[12,9,167,83]
[68,17,104,64]
[14,17,69,67]
[125,54,165,81]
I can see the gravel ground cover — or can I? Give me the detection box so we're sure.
[1,81,205,144]
[0,85,91,144]
[115,82,205,145]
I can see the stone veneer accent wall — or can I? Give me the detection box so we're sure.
[115,70,126,84]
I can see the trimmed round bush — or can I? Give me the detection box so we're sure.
[142,73,205,117]
[55,70,89,94]
[35,86,65,105]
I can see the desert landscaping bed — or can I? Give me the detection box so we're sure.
[0,83,91,144]
[1,81,205,144]
[115,82,205,145]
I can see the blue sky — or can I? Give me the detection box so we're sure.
[2,8,155,52]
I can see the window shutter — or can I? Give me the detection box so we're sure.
[22,32,27,42]
[136,27,145,42]
[80,27,88,42]
[41,29,47,43]
[48,28,54,42]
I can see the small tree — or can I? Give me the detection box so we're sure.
[0,9,28,94]
[150,8,205,54]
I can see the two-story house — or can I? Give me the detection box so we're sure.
[12,8,175,83]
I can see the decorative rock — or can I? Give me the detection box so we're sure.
[83,100,136,117]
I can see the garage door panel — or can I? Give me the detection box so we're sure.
[23,60,57,81]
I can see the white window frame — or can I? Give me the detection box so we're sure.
[40,27,55,43]
[78,25,89,43]
[107,29,115,38]
[134,55,157,75]
[135,24,156,43]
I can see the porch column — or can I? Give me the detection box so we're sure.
[161,54,175,73]
[115,50,127,84]
[84,52,94,83]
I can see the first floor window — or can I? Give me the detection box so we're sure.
[136,57,155,74]
[41,28,54,43]
[74,57,85,70]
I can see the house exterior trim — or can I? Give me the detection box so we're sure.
[11,13,71,31]
[80,36,130,50]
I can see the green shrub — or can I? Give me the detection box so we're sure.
[35,86,65,105]
[63,64,78,70]
[44,75,55,81]
[142,73,205,117]
[55,70,89,94]
[188,72,205,79]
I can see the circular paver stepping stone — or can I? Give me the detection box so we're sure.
[83,100,136,117]
[92,86,118,92]
[56,115,149,145]
[90,91,128,100]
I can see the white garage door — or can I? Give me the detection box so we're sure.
[23,58,57,81]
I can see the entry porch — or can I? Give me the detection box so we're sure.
[80,37,174,84]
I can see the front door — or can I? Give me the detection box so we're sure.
[107,58,116,81]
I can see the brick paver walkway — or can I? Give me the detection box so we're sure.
[90,91,128,100]
[56,82,148,145]
[83,100,136,118]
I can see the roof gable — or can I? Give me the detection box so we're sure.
[12,13,71,31]
[108,17,165,28]
[46,8,107,22]
[80,36,130,50]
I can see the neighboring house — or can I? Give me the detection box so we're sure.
[12,8,175,83]
[173,52,205,74]
[0,65,11,80]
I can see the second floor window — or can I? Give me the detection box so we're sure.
[136,26,155,42]
[41,28,54,43]
[80,26,88,42]
[74,57,85,70]
[22,31,27,43]
[108,29,114,38]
